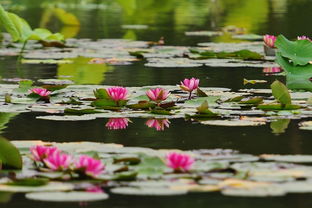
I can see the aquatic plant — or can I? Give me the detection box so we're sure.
[29,88,51,97]
[180,78,200,99]
[43,152,72,171]
[166,152,194,172]
[263,34,276,48]
[146,119,170,131]
[105,118,129,130]
[75,155,105,178]
[146,88,170,104]
[30,145,59,162]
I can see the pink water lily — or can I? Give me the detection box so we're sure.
[146,88,170,104]
[146,119,170,131]
[166,152,194,172]
[180,78,200,99]
[263,35,276,48]
[297,36,312,41]
[105,118,129,130]
[106,86,128,102]
[43,152,72,171]
[30,145,60,162]
[75,155,105,178]
[29,88,51,97]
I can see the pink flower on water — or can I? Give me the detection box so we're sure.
[166,152,194,172]
[297,36,311,41]
[263,35,276,48]
[75,155,105,178]
[146,88,170,103]
[146,119,170,131]
[180,78,200,92]
[263,67,282,74]
[105,118,129,130]
[43,152,72,171]
[29,88,51,97]
[30,145,59,161]
[106,87,128,102]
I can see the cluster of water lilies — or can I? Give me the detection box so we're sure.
[30,145,195,175]
[105,118,170,131]
[30,145,105,178]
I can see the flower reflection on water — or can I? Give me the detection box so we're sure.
[105,118,130,130]
[146,119,171,131]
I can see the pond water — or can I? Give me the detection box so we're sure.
[0,0,312,207]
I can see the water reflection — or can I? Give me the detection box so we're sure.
[145,118,170,131]
[105,118,130,130]
[262,67,282,75]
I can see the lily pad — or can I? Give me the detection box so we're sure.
[110,187,187,196]
[26,191,108,202]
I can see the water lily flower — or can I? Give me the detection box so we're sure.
[30,145,60,162]
[180,78,200,99]
[105,118,129,130]
[263,35,276,48]
[75,155,105,178]
[166,152,194,172]
[29,88,51,97]
[146,88,170,104]
[146,119,170,131]
[297,36,312,41]
[106,86,128,103]
[43,152,72,171]
[263,67,282,74]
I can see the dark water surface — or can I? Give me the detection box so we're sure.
[0,0,312,207]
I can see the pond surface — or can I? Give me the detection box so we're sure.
[0,0,312,207]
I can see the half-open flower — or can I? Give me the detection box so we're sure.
[180,78,199,92]
[30,145,60,162]
[29,88,51,97]
[75,155,105,178]
[166,152,194,172]
[146,119,170,131]
[105,118,129,130]
[43,152,72,171]
[106,87,128,102]
[263,35,276,48]
[146,88,170,103]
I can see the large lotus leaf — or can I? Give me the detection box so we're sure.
[276,52,312,74]
[0,5,20,41]
[7,13,32,42]
[0,137,22,169]
[275,35,312,66]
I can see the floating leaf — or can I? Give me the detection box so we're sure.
[26,191,108,202]
[111,187,187,196]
